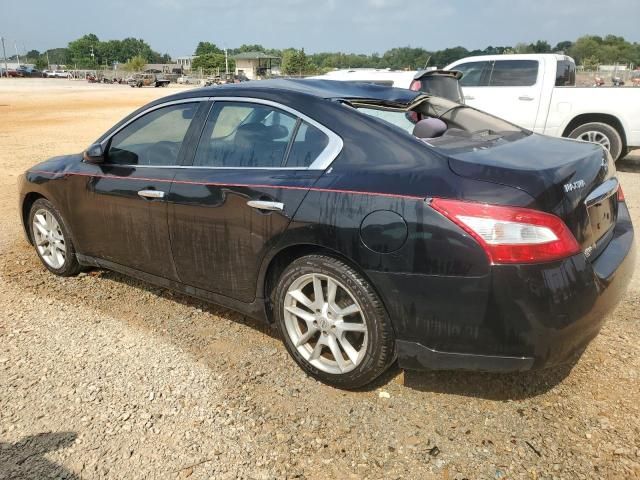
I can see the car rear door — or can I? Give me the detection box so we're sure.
[168,98,341,302]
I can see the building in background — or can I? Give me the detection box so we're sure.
[176,56,198,72]
[232,51,280,79]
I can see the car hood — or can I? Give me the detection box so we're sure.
[28,154,83,174]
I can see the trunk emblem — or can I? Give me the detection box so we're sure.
[564,179,586,193]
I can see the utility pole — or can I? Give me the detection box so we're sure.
[46,51,50,70]
[1,37,8,75]
[14,41,20,66]
[225,48,229,75]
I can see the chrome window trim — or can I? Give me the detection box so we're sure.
[98,96,343,171]
[99,97,210,149]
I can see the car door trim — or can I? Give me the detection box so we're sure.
[97,96,343,172]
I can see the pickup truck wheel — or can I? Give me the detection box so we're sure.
[568,122,623,161]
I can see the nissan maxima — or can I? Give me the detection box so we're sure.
[18,79,635,389]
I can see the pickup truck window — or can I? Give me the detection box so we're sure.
[456,61,491,87]
[555,60,576,86]
[488,60,538,87]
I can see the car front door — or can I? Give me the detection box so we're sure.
[168,98,340,302]
[73,99,207,280]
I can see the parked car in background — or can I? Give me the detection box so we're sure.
[177,75,195,85]
[45,70,70,78]
[128,73,170,88]
[18,79,634,389]
[312,68,417,88]
[443,54,640,160]
[16,66,43,77]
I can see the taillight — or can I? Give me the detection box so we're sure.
[410,80,421,91]
[431,198,581,264]
[617,185,625,202]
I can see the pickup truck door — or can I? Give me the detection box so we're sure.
[454,59,543,131]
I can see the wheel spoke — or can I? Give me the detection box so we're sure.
[327,277,337,306]
[295,327,318,347]
[327,335,347,373]
[287,288,314,309]
[285,305,315,323]
[337,334,360,365]
[336,320,367,333]
[309,339,324,361]
[338,303,360,317]
[312,274,324,305]
[33,219,48,236]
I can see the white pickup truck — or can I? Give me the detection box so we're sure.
[443,54,640,160]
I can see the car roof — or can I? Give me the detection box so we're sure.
[174,78,426,108]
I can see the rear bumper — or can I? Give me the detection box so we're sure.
[384,203,635,372]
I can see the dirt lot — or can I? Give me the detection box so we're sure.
[1,78,639,479]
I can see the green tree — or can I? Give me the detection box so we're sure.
[122,55,147,72]
[67,33,100,67]
[529,40,551,53]
[282,48,316,76]
[553,40,573,52]
[192,53,235,74]
[195,42,222,56]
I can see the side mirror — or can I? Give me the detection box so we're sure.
[83,143,105,164]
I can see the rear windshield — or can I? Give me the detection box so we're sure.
[355,97,529,149]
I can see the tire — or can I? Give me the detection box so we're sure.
[567,122,623,161]
[28,199,81,277]
[273,254,395,389]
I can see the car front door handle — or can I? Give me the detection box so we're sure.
[518,95,535,101]
[464,95,475,100]
[138,189,166,200]
[247,200,284,212]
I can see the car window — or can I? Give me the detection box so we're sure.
[108,103,198,166]
[456,61,491,87]
[555,60,575,86]
[193,102,297,168]
[488,60,539,87]
[286,122,329,167]
[357,107,415,133]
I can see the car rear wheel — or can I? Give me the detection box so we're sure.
[568,122,623,161]
[274,255,395,389]
[29,199,81,277]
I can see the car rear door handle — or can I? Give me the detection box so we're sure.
[464,95,475,100]
[138,189,166,200]
[518,95,535,101]
[247,200,284,212]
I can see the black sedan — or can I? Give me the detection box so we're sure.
[18,80,635,389]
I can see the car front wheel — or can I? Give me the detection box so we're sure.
[29,199,81,277]
[274,255,395,389]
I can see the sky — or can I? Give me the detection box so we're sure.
[2,0,639,57]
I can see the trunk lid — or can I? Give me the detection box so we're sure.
[434,133,617,258]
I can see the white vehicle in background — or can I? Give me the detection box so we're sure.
[177,75,195,85]
[311,68,418,88]
[46,70,70,78]
[444,54,640,160]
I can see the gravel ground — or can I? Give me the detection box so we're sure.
[1,79,639,479]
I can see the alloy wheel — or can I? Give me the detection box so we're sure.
[578,130,611,151]
[283,273,368,374]
[32,208,66,269]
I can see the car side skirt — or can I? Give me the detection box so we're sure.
[76,254,268,322]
